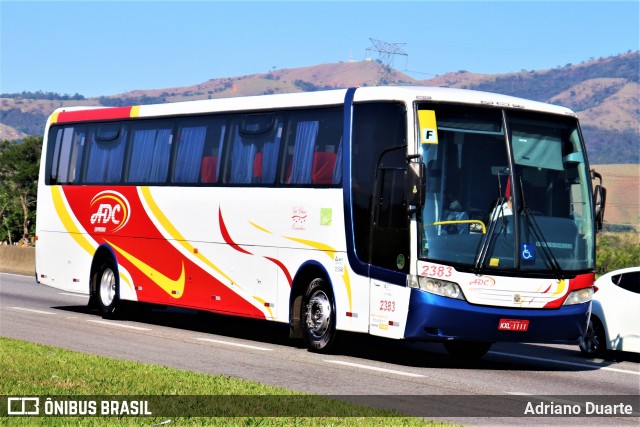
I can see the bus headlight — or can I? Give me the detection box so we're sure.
[409,276,466,300]
[563,287,594,305]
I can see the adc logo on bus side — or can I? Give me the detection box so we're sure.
[89,190,131,233]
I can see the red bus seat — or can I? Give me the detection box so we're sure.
[200,156,218,183]
[311,152,337,184]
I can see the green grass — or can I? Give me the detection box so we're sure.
[0,337,453,426]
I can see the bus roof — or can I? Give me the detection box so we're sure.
[49,86,576,125]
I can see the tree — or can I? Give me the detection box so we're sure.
[0,136,42,245]
[596,232,640,275]
[0,187,22,244]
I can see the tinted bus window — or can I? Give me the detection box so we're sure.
[48,126,86,184]
[351,102,406,264]
[227,114,283,184]
[199,118,226,184]
[127,123,173,183]
[282,108,342,185]
[172,117,227,184]
[173,123,207,184]
[83,124,127,184]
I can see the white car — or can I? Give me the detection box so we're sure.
[579,266,640,357]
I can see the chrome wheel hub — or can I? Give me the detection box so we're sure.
[99,268,116,307]
[305,290,331,337]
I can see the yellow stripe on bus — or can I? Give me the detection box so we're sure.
[107,240,185,299]
[249,221,272,234]
[130,105,141,117]
[253,296,274,319]
[284,236,352,312]
[139,186,244,292]
[51,186,95,256]
[48,112,60,126]
[284,236,336,258]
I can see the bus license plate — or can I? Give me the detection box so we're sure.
[499,319,529,331]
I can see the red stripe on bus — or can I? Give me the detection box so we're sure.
[56,106,134,123]
[218,207,253,255]
[265,256,293,288]
[543,272,595,308]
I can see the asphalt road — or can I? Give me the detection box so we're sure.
[1,272,638,426]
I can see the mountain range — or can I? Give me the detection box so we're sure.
[1,51,638,166]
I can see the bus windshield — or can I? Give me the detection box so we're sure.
[418,104,595,275]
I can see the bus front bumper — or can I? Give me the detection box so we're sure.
[404,288,590,344]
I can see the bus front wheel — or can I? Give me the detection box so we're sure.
[301,278,336,352]
[579,316,606,358]
[94,258,120,318]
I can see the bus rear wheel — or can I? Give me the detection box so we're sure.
[94,258,120,318]
[444,341,492,359]
[301,278,336,352]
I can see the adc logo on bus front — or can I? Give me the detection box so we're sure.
[468,276,496,288]
[89,190,131,233]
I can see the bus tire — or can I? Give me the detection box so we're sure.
[579,316,606,358]
[94,258,120,318]
[301,278,336,352]
[444,341,492,359]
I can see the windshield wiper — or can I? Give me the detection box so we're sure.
[520,207,564,279]
[473,196,507,274]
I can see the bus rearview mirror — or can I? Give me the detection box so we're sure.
[593,184,606,232]
[406,162,426,211]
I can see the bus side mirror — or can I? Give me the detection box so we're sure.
[591,170,606,232]
[593,184,606,232]
[406,161,426,213]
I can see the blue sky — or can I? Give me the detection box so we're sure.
[1,1,638,97]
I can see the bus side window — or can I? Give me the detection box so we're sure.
[127,126,172,183]
[288,120,318,184]
[199,120,226,184]
[351,102,406,265]
[173,125,207,184]
[49,126,85,185]
[284,108,342,185]
[371,148,409,272]
[85,124,127,184]
[227,115,281,185]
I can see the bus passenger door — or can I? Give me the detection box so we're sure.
[368,147,411,339]
[370,280,411,339]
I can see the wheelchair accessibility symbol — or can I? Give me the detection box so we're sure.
[521,243,536,263]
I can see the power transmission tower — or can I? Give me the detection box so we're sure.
[366,38,408,85]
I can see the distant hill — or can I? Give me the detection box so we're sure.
[420,52,639,165]
[1,52,638,165]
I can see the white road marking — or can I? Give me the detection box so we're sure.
[86,319,151,331]
[324,359,425,378]
[196,338,273,351]
[490,351,640,376]
[9,306,56,315]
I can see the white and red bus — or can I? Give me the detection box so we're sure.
[35,86,605,356]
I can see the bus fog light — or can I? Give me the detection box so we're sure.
[563,287,593,305]
[413,276,465,300]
